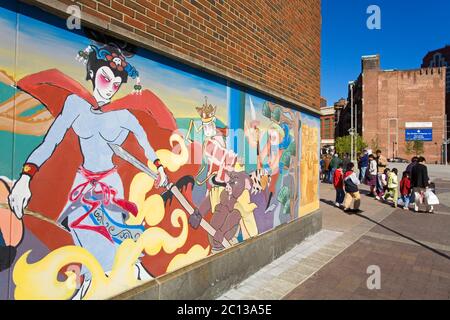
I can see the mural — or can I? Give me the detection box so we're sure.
[0,2,320,300]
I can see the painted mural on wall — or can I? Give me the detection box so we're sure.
[0,2,320,300]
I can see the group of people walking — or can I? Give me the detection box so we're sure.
[320,150,439,213]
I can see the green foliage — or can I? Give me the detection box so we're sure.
[370,135,380,151]
[405,141,413,155]
[335,134,368,156]
[405,140,424,156]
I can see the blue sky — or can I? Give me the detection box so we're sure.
[322,0,450,105]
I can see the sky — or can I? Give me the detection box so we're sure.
[322,0,450,105]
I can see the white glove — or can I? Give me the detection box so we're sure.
[8,175,32,220]
[157,166,168,188]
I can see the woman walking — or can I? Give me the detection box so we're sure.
[367,154,378,197]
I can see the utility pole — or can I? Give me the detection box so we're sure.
[355,102,358,159]
[445,115,449,165]
[349,81,355,163]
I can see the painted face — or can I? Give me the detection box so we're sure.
[93,66,123,100]
[269,128,280,145]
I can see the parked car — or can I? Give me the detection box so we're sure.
[388,157,409,163]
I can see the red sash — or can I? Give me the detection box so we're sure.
[68,167,138,243]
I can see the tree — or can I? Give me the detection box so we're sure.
[370,135,380,152]
[335,134,368,156]
[405,141,414,155]
[405,140,424,156]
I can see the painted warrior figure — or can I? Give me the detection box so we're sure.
[7,44,170,299]
[186,97,237,186]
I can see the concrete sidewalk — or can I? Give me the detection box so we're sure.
[219,176,450,300]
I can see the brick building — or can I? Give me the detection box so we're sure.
[422,45,450,160]
[25,0,321,112]
[333,97,348,138]
[336,55,446,164]
[320,105,335,154]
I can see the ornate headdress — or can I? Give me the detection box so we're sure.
[76,44,142,94]
[195,96,217,123]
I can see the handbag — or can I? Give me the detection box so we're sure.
[425,189,440,205]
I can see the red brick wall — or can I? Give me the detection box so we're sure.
[363,68,446,163]
[25,0,321,111]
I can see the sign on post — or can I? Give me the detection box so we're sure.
[405,122,433,141]
[405,128,433,141]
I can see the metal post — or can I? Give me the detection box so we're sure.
[355,101,358,161]
[445,115,448,165]
[350,81,354,163]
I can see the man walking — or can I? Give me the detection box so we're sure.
[358,149,369,181]
[329,153,342,184]
[323,154,331,183]
[406,156,418,176]
[376,149,388,199]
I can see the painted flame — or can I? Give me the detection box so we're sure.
[13,133,193,300]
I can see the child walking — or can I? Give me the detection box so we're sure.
[384,168,399,207]
[376,168,390,200]
[333,163,345,207]
[343,162,361,213]
[399,171,411,210]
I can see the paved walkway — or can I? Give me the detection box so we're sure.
[219,173,450,300]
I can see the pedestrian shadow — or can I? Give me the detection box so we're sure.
[354,212,450,261]
[320,198,337,207]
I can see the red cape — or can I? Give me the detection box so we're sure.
[17,69,209,276]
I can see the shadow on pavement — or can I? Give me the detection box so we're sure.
[355,212,450,261]
[320,198,336,207]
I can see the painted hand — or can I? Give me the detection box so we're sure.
[8,175,31,220]
[213,229,225,245]
[157,166,168,188]
[188,208,202,229]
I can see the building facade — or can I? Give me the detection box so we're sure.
[337,55,446,164]
[422,45,450,162]
[0,0,321,300]
[320,105,335,154]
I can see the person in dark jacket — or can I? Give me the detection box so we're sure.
[333,162,345,207]
[343,162,361,213]
[410,156,432,212]
[406,156,419,176]
[342,153,351,173]
[358,150,369,181]
[329,153,342,183]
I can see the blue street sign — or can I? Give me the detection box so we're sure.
[405,128,433,141]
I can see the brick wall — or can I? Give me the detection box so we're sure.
[363,68,446,163]
[22,0,321,111]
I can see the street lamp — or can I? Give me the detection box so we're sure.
[444,138,450,166]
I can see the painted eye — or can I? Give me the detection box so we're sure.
[102,74,111,82]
